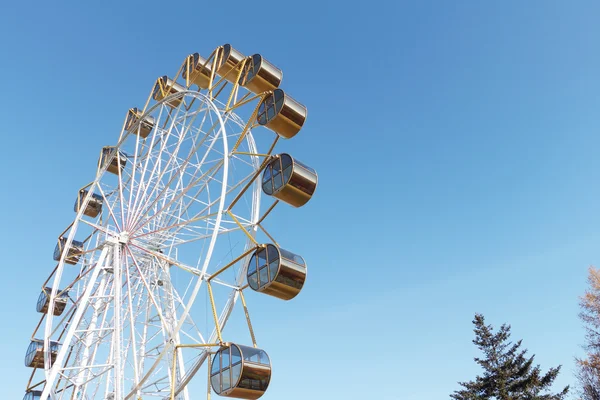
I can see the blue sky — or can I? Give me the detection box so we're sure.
[1,1,599,399]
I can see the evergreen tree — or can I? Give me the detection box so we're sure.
[451,313,569,400]
[577,266,600,399]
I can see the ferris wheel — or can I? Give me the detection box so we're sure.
[22,43,318,400]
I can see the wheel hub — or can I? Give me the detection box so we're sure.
[118,232,130,244]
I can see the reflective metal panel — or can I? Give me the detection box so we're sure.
[53,237,84,265]
[152,76,185,108]
[124,107,155,138]
[247,244,306,300]
[74,189,103,218]
[256,89,307,139]
[24,339,59,368]
[98,146,126,175]
[261,154,317,207]
[211,343,271,399]
[239,54,282,94]
[36,287,68,316]
[181,53,213,89]
[216,44,245,83]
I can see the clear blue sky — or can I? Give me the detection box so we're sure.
[1,1,599,399]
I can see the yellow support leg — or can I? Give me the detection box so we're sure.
[206,281,223,343]
[239,290,257,348]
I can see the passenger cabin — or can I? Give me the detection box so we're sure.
[53,237,84,265]
[262,154,317,208]
[98,146,126,175]
[25,339,60,369]
[74,189,103,218]
[182,53,213,89]
[256,89,307,139]
[211,343,271,399]
[238,54,282,94]
[152,76,185,108]
[215,44,245,83]
[23,391,42,400]
[247,244,306,301]
[124,107,155,138]
[36,287,68,316]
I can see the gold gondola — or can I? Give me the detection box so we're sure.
[256,89,306,139]
[36,287,68,316]
[53,237,84,265]
[74,189,103,218]
[24,339,59,369]
[124,107,155,138]
[239,54,282,94]
[152,76,185,108]
[23,391,42,400]
[247,244,306,300]
[211,343,271,399]
[215,44,245,83]
[262,153,317,207]
[182,53,213,89]
[98,146,126,175]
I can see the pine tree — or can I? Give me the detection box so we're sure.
[577,266,600,399]
[451,313,569,400]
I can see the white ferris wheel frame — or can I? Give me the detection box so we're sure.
[38,90,264,400]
